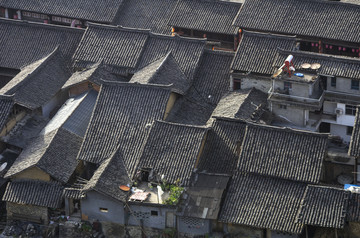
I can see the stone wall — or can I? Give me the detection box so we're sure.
[7,202,48,224]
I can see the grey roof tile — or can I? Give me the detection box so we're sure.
[233,0,360,43]
[219,172,305,234]
[41,90,97,137]
[137,34,206,81]
[131,52,190,95]
[238,123,329,183]
[231,31,296,74]
[0,0,124,23]
[0,18,84,70]
[210,88,268,122]
[166,50,234,125]
[0,95,14,132]
[347,192,360,222]
[62,62,122,90]
[5,128,83,184]
[349,107,360,157]
[2,180,63,208]
[297,185,349,228]
[198,117,246,174]
[168,0,241,35]
[73,23,150,74]
[181,172,230,219]
[113,0,177,34]
[62,90,98,138]
[83,147,131,202]
[0,48,71,110]
[72,23,206,79]
[77,82,172,178]
[274,49,360,80]
[137,120,208,185]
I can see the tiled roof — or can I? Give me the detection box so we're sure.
[77,82,171,178]
[347,192,360,222]
[73,23,150,74]
[62,62,121,90]
[131,52,190,95]
[350,108,360,157]
[168,0,241,35]
[197,117,246,175]
[238,123,328,183]
[64,188,85,200]
[274,49,360,80]
[210,88,268,122]
[231,31,296,74]
[137,120,207,185]
[0,48,71,110]
[73,23,206,79]
[0,19,84,70]
[42,90,98,138]
[0,95,13,131]
[219,172,305,234]
[137,34,206,81]
[297,185,349,228]
[2,180,63,208]
[113,0,176,34]
[83,147,131,202]
[166,50,234,125]
[181,172,230,219]
[233,0,360,43]
[5,128,83,184]
[0,0,124,23]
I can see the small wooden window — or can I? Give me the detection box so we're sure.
[233,79,241,90]
[345,105,357,116]
[151,210,158,216]
[330,77,336,87]
[351,80,359,90]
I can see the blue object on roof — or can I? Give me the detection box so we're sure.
[344,184,360,189]
[294,73,304,77]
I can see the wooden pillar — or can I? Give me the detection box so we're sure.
[335,228,338,238]
[318,40,323,53]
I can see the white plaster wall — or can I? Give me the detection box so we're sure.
[330,124,351,143]
[335,103,355,127]
[327,76,360,95]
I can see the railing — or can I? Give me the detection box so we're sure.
[268,87,325,108]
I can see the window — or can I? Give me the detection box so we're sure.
[233,79,241,90]
[284,82,292,90]
[330,77,336,87]
[279,104,287,109]
[99,208,108,213]
[351,80,359,90]
[347,126,353,136]
[151,210,158,216]
[345,105,357,115]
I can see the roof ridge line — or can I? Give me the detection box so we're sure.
[0,18,85,32]
[246,121,330,138]
[154,119,209,129]
[277,48,360,64]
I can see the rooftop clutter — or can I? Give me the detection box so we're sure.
[0,0,359,236]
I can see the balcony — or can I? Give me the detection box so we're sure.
[268,88,325,110]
